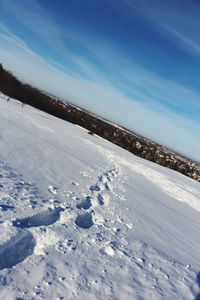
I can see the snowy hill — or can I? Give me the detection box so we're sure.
[0,96,200,300]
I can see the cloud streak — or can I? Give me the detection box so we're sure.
[119,0,200,56]
[0,0,66,50]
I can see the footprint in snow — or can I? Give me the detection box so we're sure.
[0,207,65,270]
[90,184,101,192]
[75,212,94,229]
[0,230,35,271]
[12,207,64,228]
[76,196,92,210]
[0,204,15,211]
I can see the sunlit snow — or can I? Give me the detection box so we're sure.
[0,95,200,299]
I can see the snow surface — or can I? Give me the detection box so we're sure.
[0,95,200,299]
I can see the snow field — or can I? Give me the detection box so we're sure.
[0,96,200,299]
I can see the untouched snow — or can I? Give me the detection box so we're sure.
[0,96,200,299]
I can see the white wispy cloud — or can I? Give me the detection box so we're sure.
[118,0,200,56]
[86,42,200,119]
[0,0,103,63]
[0,0,66,50]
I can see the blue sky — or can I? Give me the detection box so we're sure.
[0,0,200,161]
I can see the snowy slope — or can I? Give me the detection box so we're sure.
[0,96,200,300]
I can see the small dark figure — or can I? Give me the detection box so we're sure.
[88,131,94,135]
[7,97,9,102]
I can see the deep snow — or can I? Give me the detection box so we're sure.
[0,95,200,299]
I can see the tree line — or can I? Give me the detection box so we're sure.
[0,63,76,122]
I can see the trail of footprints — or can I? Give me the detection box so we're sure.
[0,161,197,299]
[75,166,119,229]
[0,162,121,270]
